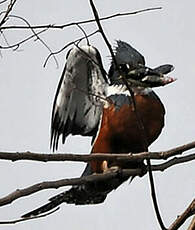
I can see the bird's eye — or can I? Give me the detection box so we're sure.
[119,64,130,73]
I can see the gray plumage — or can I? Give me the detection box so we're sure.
[50,45,107,151]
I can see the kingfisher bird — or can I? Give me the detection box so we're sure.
[22,40,175,217]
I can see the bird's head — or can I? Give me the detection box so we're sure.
[108,40,176,88]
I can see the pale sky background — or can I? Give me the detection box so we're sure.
[0,0,194,229]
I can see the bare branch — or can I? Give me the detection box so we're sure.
[168,199,195,230]
[161,141,195,158]
[0,141,195,163]
[11,15,58,67]
[0,0,9,4]
[43,29,99,67]
[0,168,143,207]
[0,151,194,208]
[0,28,48,50]
[0,7,162,31]
[76,24,90,46]
[0,153,193,209]
[0,14,59,67]
[0,0,17,27]
[151,153,195,171]
[187,216,195,230]
[89,0,117,68]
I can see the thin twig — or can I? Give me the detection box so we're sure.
[0,0,9,4]
[74,42,108,78]
[76,24,90,46]
[43,30,99,67]
[168,199,195,230]
[0,29,10,47]
[0,7,162,31]
[187,216,195,230]
[151,154,195,171]
[0,0,17,27]
[0,208,59,224]
[0,28,48,49]
[7,15,59,68]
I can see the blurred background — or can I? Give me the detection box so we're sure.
[0,0,194,229]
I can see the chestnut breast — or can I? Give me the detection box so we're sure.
[91,91,165,173]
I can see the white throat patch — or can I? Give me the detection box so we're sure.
[106,84,152,97]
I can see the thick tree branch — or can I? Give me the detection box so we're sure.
[0,152,194,208]
[0,141,195,163]
[0,168,143,207]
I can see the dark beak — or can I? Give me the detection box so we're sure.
[124,64,176,88]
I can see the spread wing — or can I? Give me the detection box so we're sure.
[51,45,107,151]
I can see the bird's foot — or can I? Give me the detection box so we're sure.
[103,165,120,174]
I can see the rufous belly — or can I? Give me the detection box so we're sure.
[91,94,165,173]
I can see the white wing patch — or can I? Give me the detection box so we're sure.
[51,45,107,150]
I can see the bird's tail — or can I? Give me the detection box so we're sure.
[21,164,108,218]
[21,163,133,218]
[21,185,107,218]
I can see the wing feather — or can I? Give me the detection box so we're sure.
[50,45,107,151]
